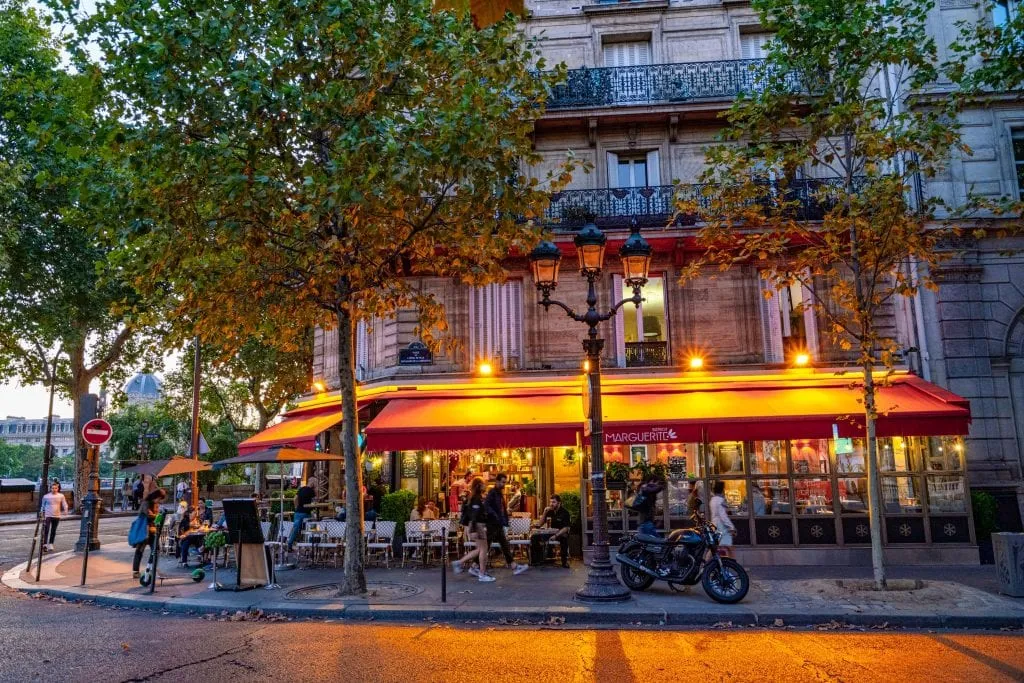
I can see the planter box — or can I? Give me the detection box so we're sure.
[993,532,1024,597]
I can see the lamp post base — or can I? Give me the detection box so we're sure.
[575,557,631,603]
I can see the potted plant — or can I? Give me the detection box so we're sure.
[203,530,227,588]
[558,489,583,558]
[971,490,998,564]
[522,477,537,516]
[380,489,417,552]
[606,462,630,490]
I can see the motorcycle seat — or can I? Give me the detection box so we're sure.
[635,533,668,544]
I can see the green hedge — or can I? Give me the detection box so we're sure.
[558,489,582,534]
[380,489,417,538]
[971,490,999,540]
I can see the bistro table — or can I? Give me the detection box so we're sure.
[180,526,212,567]
[529,528,559,567]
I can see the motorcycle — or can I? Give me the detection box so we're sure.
[614,510,750,604]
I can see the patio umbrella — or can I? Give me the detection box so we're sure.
[214,446,345,543]
[120,457,213,478]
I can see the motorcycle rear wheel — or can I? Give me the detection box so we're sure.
[701,557,749,604]
[618,548,655,591]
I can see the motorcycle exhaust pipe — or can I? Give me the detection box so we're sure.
[615,554,662,579]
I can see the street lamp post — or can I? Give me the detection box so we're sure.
[529,221,652,603]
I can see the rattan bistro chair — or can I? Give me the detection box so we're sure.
[365,520,395,567]
[508,518,532,562]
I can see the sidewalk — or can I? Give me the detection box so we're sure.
[5,543,1024,629]
[0,510,137,527]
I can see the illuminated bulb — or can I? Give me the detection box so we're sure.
[312,379,327,393]
[423,454,432,464]
[688,356,704,370]
[794,353,811,367]
[478,362,493,376]
[583,359,591,372]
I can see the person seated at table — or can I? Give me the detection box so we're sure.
[410,502,423,522]
[334,505,346,522]
[538,495,571,568]
[200,499,214,525]
[177,504,205,567]
[423,501,439,520]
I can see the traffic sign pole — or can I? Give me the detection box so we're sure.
[75,420,110,555]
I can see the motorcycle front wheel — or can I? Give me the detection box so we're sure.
[618,548,655,591]
[701,557,749,604]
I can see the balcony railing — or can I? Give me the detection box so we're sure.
[625,341,670,368]
[544,178,855,230]
[547,59,800,110]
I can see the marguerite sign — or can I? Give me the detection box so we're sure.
[605,427,679,444]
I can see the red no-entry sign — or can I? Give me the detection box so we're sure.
[82,418,113,446]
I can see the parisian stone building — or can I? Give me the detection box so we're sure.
[292,0,1024,563]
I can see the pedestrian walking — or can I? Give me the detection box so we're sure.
[633,474,665,537]
[132,476,145,511]
[709,480,737,558]
[132,487,167,579]
[40,481,69,551]
[121,478,132,511]
[484,473,529,575]
[452,477,494,582]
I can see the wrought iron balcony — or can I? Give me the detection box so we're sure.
[625,341,669,368]
[544,178,854,230]
[547,59,800,110]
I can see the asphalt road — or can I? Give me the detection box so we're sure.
[0,519,1023,682]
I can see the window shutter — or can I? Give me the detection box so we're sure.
[613,274,626,367]
[759,277,784,363]
[645,150,660,186]
[602,41,651,67]
[469,282,523,370]
[740,32,772,59]
[801,282,820,359]
[355,320,368,381]
[606,151,620,189]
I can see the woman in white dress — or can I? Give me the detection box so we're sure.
[709,480,737,558]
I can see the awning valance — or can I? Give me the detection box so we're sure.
[363,395,582,451]
[237,412,342,455]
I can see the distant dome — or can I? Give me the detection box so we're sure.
[124,373,162,404]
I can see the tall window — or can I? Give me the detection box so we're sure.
[759,276,819,363]
[1012,128,1024,197]
[469,281,523,370]
[992,0,1018,28]
[607,151,660,188]
[603,40,652,103]
[615,274,668,367]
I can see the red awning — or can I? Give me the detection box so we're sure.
[363,395,581,451]
[359,373,969,451]
[237,412,342,455]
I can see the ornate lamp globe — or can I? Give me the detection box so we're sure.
[529,240,562,291]
[573,222,607,276]
[619,222,652,287]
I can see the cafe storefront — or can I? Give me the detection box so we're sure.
[249,369,975,564]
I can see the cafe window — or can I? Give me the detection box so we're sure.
[748,440,786,475]
[794,478,834,515]
[920,436,964,471]
[882,475,923,514]
[834,437,866,473]
[759,276,819,363]
[469,281,523,371]
[718,479,749,516]
[927,475,967,514]
[837,477,869,513]
[706,441,746,475]
[752,478,791,515]
[790,439,831,475]
[879,437,921,473]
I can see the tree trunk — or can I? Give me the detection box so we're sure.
[71,377,90,513]
[862,363,887,590]
[336,300,367,595]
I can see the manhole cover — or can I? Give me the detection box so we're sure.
[285,581,424,602]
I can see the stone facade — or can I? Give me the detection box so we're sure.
[308,0,1024,529]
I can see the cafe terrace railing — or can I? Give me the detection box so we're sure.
[546,59,802,110]
[624,341,670,368]
[543,178,855,230]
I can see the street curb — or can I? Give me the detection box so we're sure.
[4,560,1023,630]
[0,511,136,527]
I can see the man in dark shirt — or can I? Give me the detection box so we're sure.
[484,473,529,575]
[539,495,572,568]
[287,476,317,551]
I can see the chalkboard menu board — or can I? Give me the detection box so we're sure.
[401,452,418,478]
[668,456,688,479]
